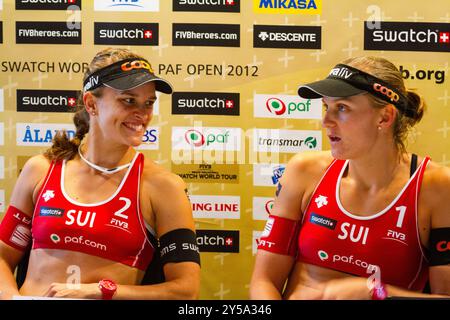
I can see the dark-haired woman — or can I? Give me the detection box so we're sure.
[0,48,200,299]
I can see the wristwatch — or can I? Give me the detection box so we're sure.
[371,282,388,300]
[98,279,117,300]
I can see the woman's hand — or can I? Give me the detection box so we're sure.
[322,277,372,300]
[43,283,102,299]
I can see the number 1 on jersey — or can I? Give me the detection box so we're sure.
[395,206,406,228]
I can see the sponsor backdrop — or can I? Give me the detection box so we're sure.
[0,0,449,299]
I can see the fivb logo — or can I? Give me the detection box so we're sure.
[253,163,286,186]
[137,127,159,150]
[254,94,321,119]
[17,123,76,146]
[94,0,159,11]
[253,0,321,14]
[364,22,450,53]
[253,197,274,220]
[254,129,321,153]
[172,127,241,151]
[190,195,240,219]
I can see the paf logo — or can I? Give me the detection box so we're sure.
[266,97,286,115]
[252,197,274,220]
[185,129,205,147]
[172,127,241,151]
[265,199,274,214]
[253,0,321,14]
[254,94,321,119]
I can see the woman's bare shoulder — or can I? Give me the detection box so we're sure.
[285,150,334,178]
[20,154,52,181]
[421,160,450,228]
[141,158,186,191]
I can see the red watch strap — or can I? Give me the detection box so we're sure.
[371,283,388,300]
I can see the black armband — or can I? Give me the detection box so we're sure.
[159,228,201,266]
[429,228,450,266]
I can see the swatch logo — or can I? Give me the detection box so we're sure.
[94,22,158,45]
[39,207,65,217]
[185,129,205,147]
[365,21,450,52]
[172,92,240,116]
[17,90,78,112]
[16,0,81,10]
[310,212,337,230]
[196,229,239,252]
[173,0,240,12]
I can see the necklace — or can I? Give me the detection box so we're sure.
[78,143,131,174]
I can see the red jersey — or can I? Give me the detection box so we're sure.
[297,157,430,291]
[32,152,155,271]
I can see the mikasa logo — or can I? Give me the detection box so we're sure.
[328,67,353,79]
[179,0,235,4]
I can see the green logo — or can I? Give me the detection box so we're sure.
[318,250,328,261]
[305,136,317,149]
[50,233,61,243]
